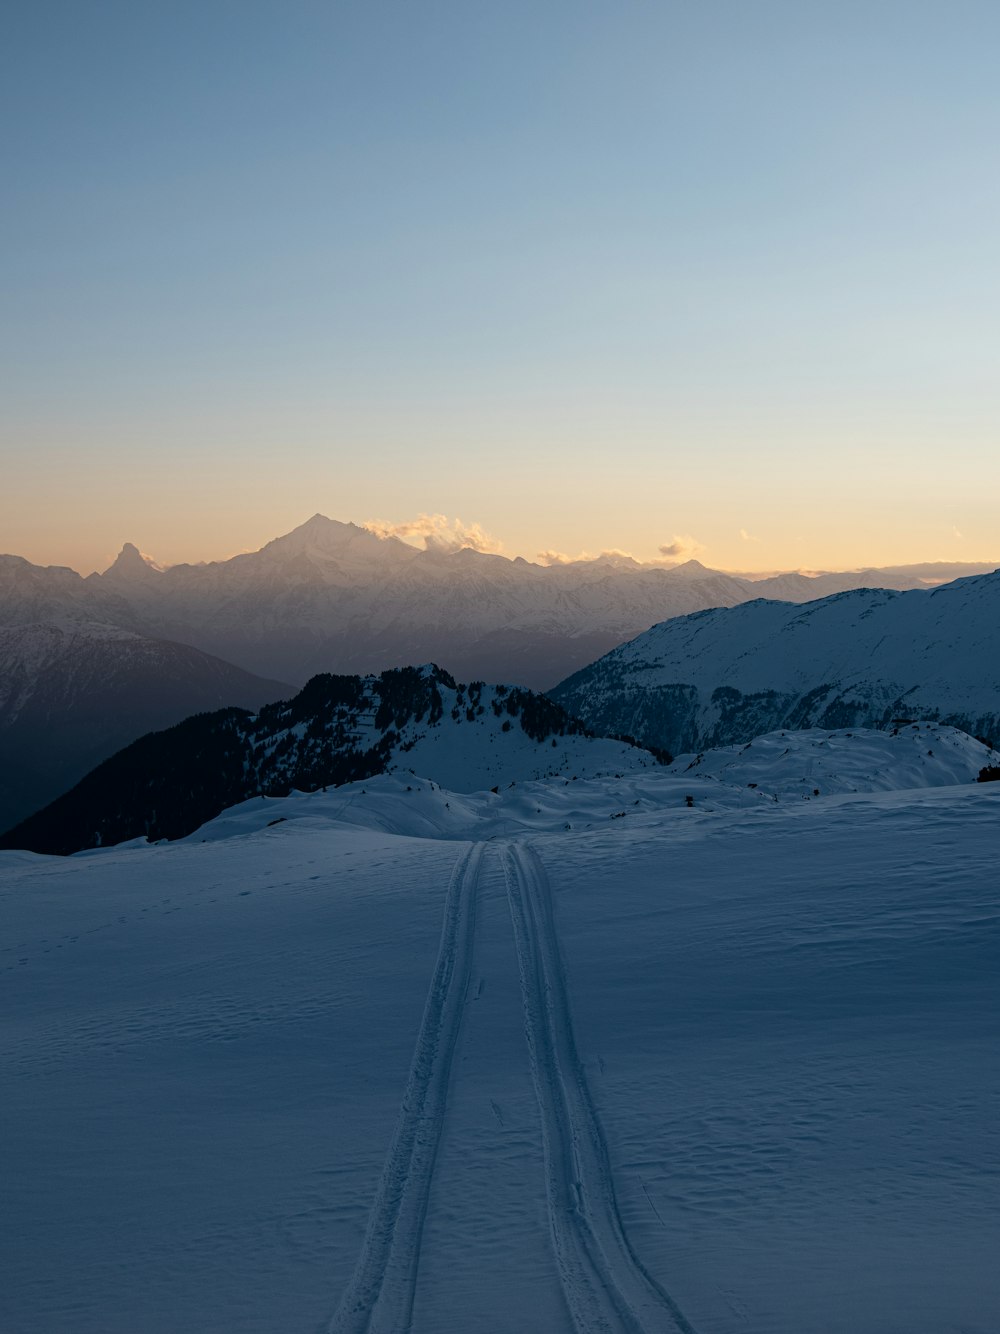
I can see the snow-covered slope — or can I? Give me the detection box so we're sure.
[3,757,998,1333]
[0,665,662,854]
[666,721,1000,799]
[0,622,290,836]
[0,553,138,628]
[552,571,1000,755]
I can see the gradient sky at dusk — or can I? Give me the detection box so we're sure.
[3,0,999,574]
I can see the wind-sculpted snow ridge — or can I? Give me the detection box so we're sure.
[502,843,698,1334]
[173,724,1000,850]
[330,842,484,1334]
[0,664,662,855]
[551,570,1000,756]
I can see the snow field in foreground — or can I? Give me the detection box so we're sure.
[2,766,999,1332]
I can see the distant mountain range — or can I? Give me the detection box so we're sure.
[551,570,1000,756]
[8,515,997,690]
[3,517,997,835]
[0,665,662,855]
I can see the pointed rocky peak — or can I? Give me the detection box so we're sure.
[103,543,162,581]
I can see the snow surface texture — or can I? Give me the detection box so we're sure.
[3,731,999,1333]
[552,570,1000,754]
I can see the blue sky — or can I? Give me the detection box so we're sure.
[3,1,999,571]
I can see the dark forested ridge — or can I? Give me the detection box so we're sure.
[1,665,661,855]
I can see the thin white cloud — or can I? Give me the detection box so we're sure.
[536,547,636,566]
[365,513,503,555]
[953,527,963,539]
[739,528,759,543]
[657,533,705,563]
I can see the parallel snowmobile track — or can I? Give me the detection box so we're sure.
[329,842,484,1334]
[501,841,699,1334]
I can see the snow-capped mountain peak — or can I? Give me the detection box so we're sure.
[260,514,413,563]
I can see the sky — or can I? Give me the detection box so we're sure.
[3,0,999,575]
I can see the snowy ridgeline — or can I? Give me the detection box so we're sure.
[552,568,1000,755]
[3,731,999,1334]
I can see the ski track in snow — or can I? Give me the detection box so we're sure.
[329,841,484,1334]
[330,837,697,1334]
[501,842,699,1334]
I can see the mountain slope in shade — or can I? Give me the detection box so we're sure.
[0,623,291,835]
[0,664,663,854]
[550,570,1000,756]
